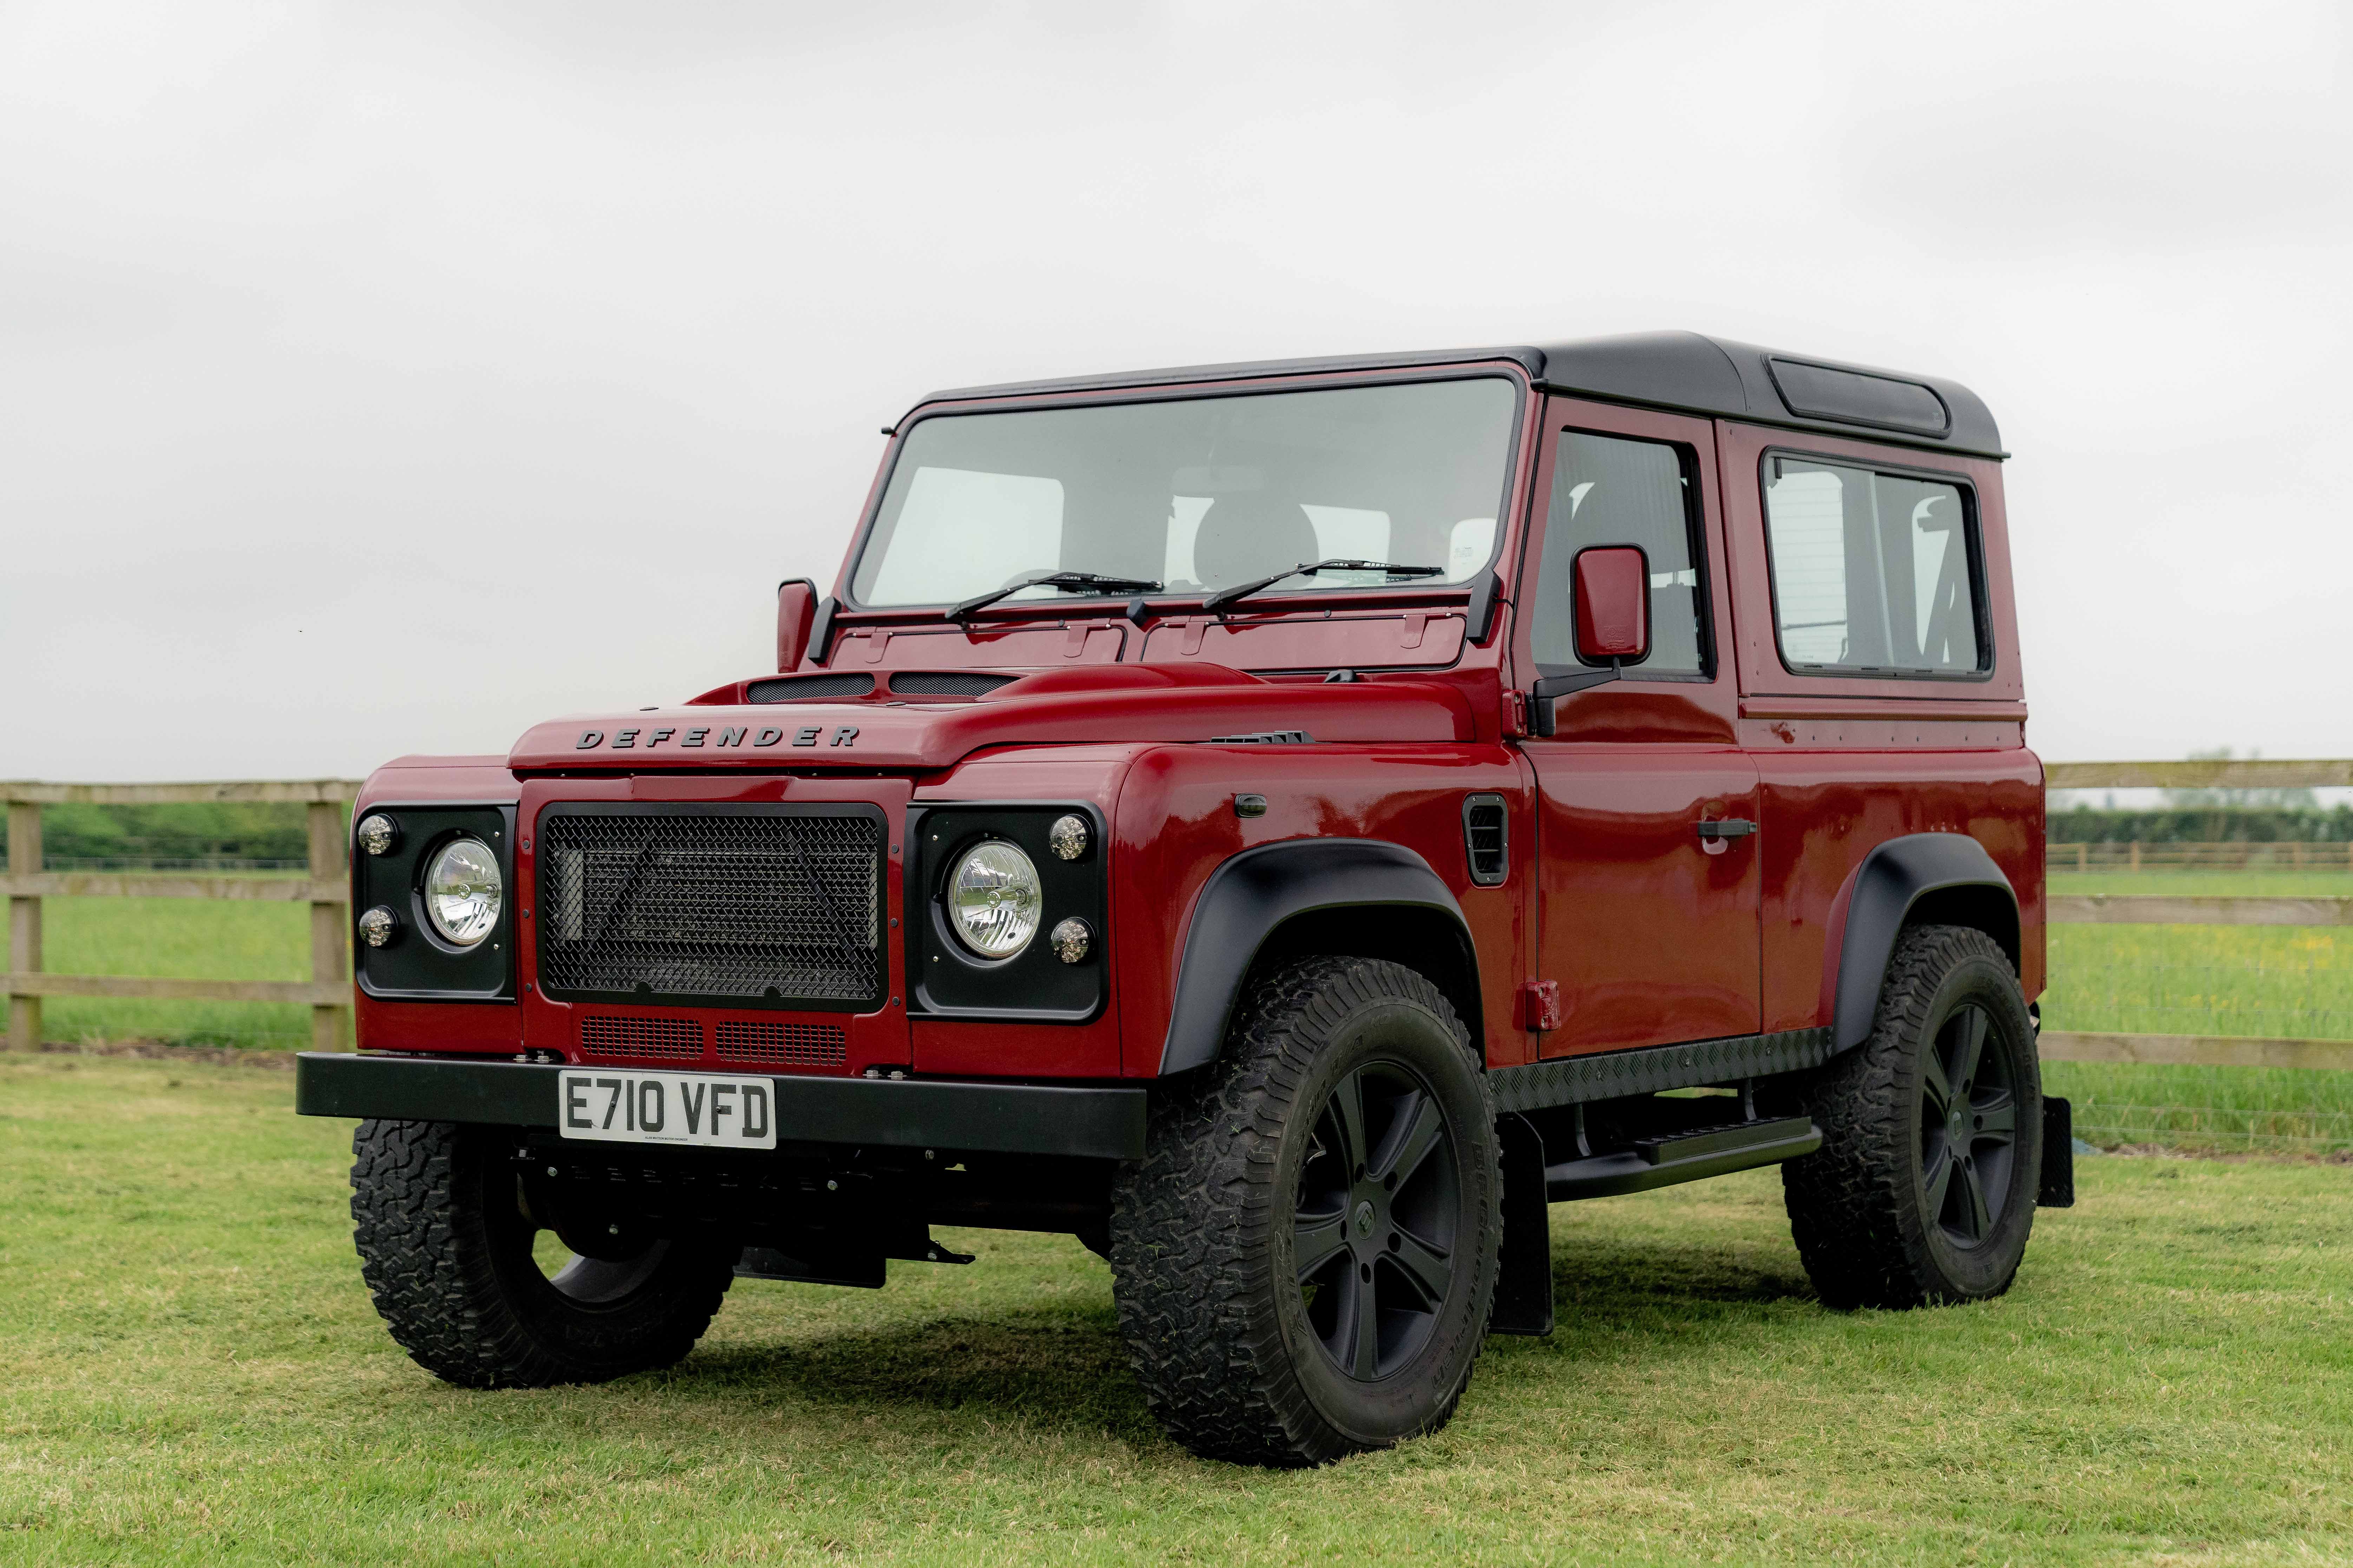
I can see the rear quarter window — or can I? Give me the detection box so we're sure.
[1762,455,1989,678]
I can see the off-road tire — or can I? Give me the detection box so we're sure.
[1783,923,2043,1310]
[1109,957,1502,1467]
[350,1118,736,1388]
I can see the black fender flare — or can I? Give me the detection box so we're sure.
[1829,831,2021,1052]
[1156,838,1479,1076]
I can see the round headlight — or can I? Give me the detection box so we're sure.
[947,840,1042,958]
[423,837,503,947]
[356,813,399,857]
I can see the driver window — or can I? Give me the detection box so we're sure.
[1530,430,1709,676]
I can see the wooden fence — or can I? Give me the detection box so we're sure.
[3,761,2350,1070]
[4,781,362,1053]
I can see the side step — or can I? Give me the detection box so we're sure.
[1544,1115,1821,1201]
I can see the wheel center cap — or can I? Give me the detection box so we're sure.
[1352,1200,1376,1238]
[1948,1108,1966,1139]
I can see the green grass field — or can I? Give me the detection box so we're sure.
[2,1054,2349,1565]
[38,883,315,1051]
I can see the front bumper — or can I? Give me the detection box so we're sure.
[294,1052,1147,1161]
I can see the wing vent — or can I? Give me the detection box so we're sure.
[1463,793,1508,887]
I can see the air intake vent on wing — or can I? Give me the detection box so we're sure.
[889,671,1017,697]
[747,673,875,702]
[1462,793,1508,887]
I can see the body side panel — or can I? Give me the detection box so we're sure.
[1112,743,1533,1076]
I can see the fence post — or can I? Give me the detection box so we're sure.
[8,799,41,1051]
[2129,841,2142,872]
[307,801,349,1052]
[2076,843,2088,872]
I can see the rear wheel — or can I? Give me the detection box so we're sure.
[1109,957,1501,1467]
[350,1118,736,1388]
[1783,924,2043,1309]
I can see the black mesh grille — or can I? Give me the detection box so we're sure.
[747,672,874,702]
[714,1020,847,1066]
[538,810,883,1006]
[890,671,1017,697]
[580,1015,704,1059]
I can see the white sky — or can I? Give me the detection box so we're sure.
[5,0,2349,781]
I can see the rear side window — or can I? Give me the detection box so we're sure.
[1762,456,1986,676]
[1531,431,1709,677]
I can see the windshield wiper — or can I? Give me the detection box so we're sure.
[1201,559,1444,617]
[948,571,1164,621]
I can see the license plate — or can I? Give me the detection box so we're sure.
[557,1069,779,1150]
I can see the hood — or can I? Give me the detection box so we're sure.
[508,663,1476,773]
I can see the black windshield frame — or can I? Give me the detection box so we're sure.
[838,368,1531,617]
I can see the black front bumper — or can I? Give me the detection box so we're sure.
[294,1052,1148,1161]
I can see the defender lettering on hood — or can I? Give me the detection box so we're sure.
[572,724,859,751]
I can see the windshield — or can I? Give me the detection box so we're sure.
[849,377,1519,610]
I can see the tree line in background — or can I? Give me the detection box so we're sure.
[4,803,330,868]
[2050,804,2353,845]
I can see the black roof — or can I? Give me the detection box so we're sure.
[919,330,2005,460]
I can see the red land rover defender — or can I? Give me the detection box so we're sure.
[300,332,2065,1467]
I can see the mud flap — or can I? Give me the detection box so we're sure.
[1489,1112,1555,1336]
[2038,1096,2075,1208]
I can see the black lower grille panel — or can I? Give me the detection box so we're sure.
[538,807,884,1008]
[581,1015,703,1059]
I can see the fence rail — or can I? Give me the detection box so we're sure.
[5,770,2352,1074]
[4,780,364,1053]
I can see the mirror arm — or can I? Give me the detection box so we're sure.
[807,595,838,665]
[1526,660,1621,739]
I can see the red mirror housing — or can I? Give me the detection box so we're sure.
[775,579,818,671]
[1572,546,1650,664]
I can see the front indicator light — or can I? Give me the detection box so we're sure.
[1049,917,1091,964]
[423,837,503,947]
[356,813,398,856]
[947,840,1042,958]
[358,906,398,947]
[1048,815,1090,860]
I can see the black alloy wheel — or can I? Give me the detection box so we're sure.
[1292,1060,1463,1382]
[1918,1001,2021,1249]
[1782,923,2043,1310]
[1109,956,1502,1467]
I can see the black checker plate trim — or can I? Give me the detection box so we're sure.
[1490,1027,1834,1112]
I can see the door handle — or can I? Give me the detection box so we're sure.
[1695,818,1757,841]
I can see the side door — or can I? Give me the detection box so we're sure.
[1516,400,1761,1055]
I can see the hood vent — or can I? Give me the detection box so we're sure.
[890,671,1017,697]
[748,672,875,702]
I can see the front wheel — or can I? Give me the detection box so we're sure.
[1109,957,1502,1467]
[1783,923,2043,1309]
[350,1118,737,1388]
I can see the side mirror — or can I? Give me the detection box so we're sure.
[1572,545,1650,664]
[1528,545,1650,737]
[775,579,818,671]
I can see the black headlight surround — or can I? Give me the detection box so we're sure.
[907,802,1106,1023]
[353,803,517,1002]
